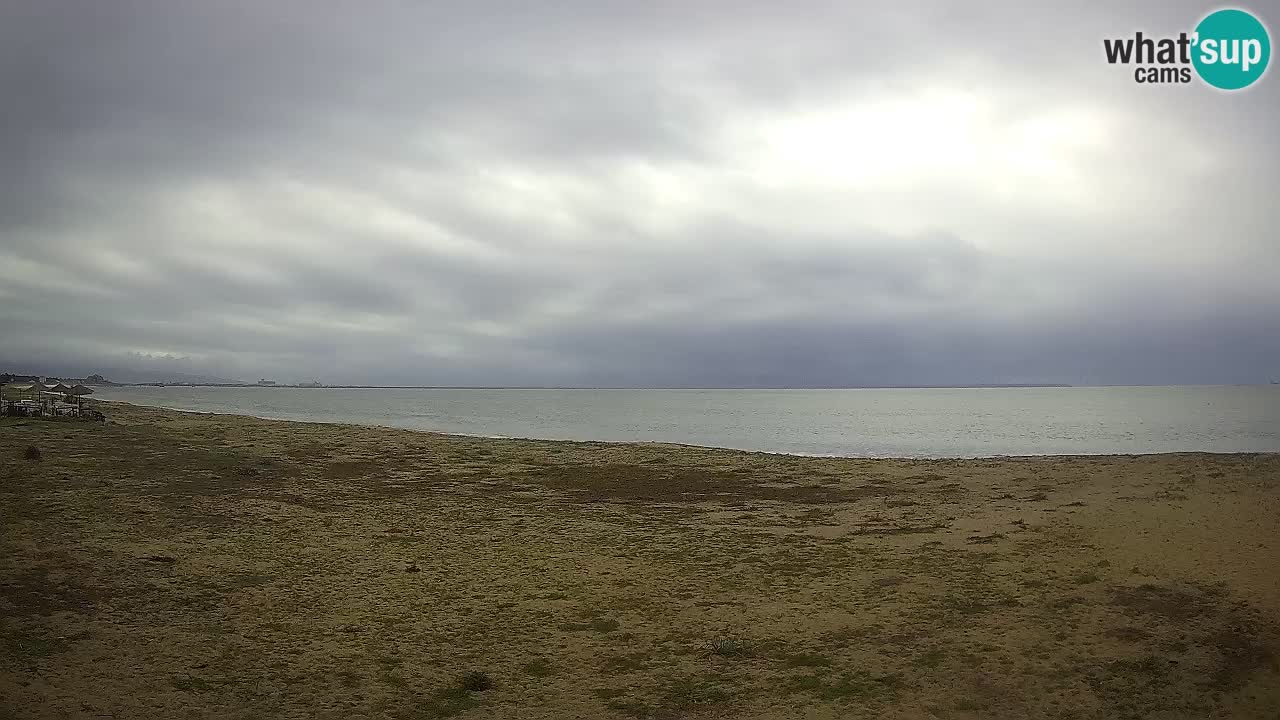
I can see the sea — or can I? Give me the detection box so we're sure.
[90,385,1280,458]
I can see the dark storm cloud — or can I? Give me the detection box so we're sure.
[1,1,1277,385]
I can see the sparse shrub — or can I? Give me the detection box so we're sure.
[23,445,41,461]
[462,670,492,692]
[709,637,752,658]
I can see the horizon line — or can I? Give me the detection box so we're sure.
[97,382,1280,390]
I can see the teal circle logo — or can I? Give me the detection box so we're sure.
[1192,8,1271,90]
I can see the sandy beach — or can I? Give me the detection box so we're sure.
[2,403,1278,719]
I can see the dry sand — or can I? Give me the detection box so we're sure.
[2,403,1278,719]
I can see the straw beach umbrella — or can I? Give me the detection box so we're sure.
[50,383,71,408]
[7,382,48,413]
[67,384,95,411]
[7,383,43,400]
[4,383,45,413]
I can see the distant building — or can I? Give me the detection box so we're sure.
[257,378,277,386]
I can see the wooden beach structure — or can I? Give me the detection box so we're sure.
[1,380,100,419]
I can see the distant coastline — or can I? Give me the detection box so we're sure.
[119,383,1076,389]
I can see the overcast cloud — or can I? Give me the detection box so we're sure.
[1,1,1277,386]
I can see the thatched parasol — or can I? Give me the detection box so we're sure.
[2,383,46,412]
[67,384,95,409]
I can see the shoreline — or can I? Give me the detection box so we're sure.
[91,397,1280,462]
[4,404,1279,718]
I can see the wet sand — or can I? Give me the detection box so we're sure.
[2,403,1278,719]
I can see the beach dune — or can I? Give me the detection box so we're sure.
[2,403,1278,719]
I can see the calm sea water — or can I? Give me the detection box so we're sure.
[91,385,1280,458]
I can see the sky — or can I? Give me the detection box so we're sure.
[1,1,1277,386]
